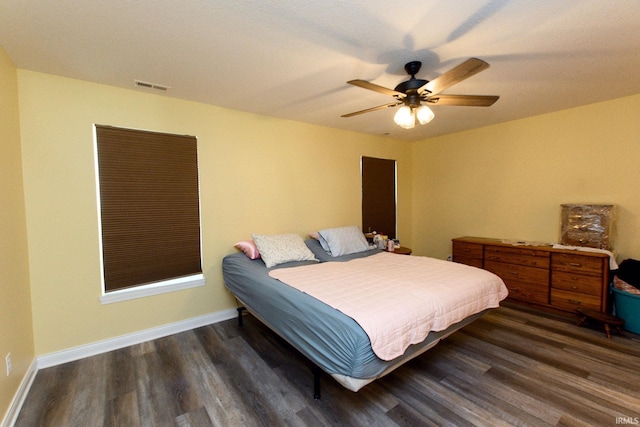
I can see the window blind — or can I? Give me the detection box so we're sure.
[361,156,397,238]
[95,125,202,292]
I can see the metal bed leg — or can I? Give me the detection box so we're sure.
[312,366,322,400]
[235,304,322,399]
[237,306,246,327]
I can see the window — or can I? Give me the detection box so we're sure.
[361,156,397,238]
[94,125,203,303]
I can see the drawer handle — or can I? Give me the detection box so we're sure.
[568,299,582,305]
[463,249,471,252]
[569,262,582,267]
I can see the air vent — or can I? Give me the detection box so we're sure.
[134,80,170,91]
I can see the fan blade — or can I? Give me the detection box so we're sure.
[421,58,490,96]
[347,80,406,98]
[425,94,499,107]
[341,101,402,118]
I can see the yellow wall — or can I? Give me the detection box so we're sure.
[411,94,640,261]
[0,49,34,419]
[17,70,412,356]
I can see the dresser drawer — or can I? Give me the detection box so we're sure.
[453,256,483,268]
[452,242,483,260]
[484,245,550,269]
[502,280,548,304]
[550,289,601,311]
[485,260,548,304]
[484,260,549,286]
[551,253,604,276]
[551,271,602,296]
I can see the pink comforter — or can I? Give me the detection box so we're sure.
[269,252,508,360]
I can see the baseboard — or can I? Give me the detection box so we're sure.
[37,308,237,369]
[1,358,37,427]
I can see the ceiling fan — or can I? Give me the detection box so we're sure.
[341,58,499,129]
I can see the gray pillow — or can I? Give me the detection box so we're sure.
[318,225,370,257]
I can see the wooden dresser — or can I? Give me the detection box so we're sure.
[452,237,611,314]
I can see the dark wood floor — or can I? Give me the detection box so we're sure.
[16,305,640,426]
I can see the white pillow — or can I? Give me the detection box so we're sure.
[318,226,370,257]
[251,233,319,268]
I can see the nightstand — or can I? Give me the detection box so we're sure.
[390,246,412,255]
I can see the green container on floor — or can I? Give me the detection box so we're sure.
[612,286,640,334]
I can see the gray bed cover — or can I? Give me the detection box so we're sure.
[222,239,484,385]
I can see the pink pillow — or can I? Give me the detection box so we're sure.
[235,240,260,259]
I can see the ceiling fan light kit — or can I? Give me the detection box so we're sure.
[343,58,499,129]
[393,104,434,129]
[416,105,435,125]
[394,105,414,129]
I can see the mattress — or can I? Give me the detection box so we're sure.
[269,251,507,360]
[222,240,498,391]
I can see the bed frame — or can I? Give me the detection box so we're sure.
[234,301,487,399]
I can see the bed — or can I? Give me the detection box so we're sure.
[222,230,507,398]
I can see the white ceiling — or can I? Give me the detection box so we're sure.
[1,0,640,141]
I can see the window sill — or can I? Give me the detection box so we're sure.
[100,274,205,304]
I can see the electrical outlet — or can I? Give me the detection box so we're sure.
[5,353,11,376]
